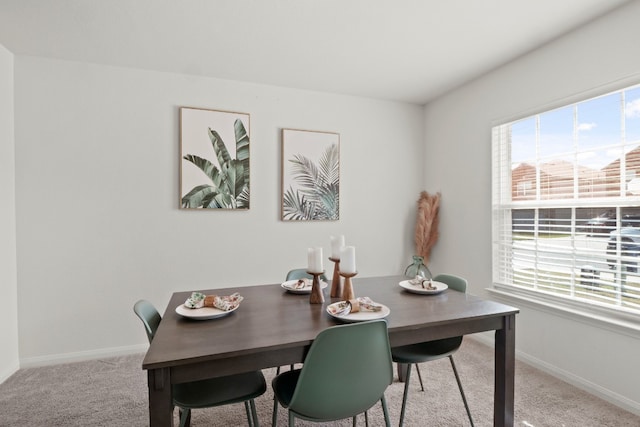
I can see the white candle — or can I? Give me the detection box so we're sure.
[340,246,356,274]
[314,247,324,272]
[307,248,315,272]
[330,235,345,259]
[307,247,324,273]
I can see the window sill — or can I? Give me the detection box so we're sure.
[487,285,640,339]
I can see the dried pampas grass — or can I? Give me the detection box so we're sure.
[414,191,441,264]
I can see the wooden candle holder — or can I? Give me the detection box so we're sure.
[340,271,357,301]
[329,257,342,298]
[307,270,325,304]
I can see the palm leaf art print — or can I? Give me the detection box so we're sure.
[181,110,250,209]
[282,129,339,221]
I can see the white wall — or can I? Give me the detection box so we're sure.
[0,42,18,382]
[9,2,639,415]
[424,1,640,414]
[13,56,424,364]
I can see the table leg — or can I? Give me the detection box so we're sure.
[396,363,408,382]
[494,314,516,427]
[148,368,174,427]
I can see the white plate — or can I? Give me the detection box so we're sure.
[175,303,239,320]
[326,301,390,323]
[281,279,328,294]
[399,280,448,295]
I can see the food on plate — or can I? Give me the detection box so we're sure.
[292,278,311,289]
[328,297,383,316]
[421,279,437,290]
[184,292,243,311]
[328,300,351,316]
[356,296,383,311]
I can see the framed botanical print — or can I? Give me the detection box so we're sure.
[180,107,250,209]
[281,128,340,221]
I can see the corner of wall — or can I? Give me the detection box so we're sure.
[0,41,19,382]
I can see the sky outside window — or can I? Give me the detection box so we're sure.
[511,85,640,172]
[626,86,640,143]
[577,92,621,170]
[511,117,535,164]
[538,106,573,161]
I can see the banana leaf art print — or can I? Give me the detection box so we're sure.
[180,107,250,209]
[281,128,340,221]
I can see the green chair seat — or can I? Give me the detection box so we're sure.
[391,336,462,364]
[391,274,474,427]
[172,371,266,409]
[134,299,266,427]
[271,370,301,408]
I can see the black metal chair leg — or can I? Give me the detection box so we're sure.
[398,363,412,427]
[449,356,474,427]
[249,399,260,427]
[415,363,425,391]
[244,401,252,427]
[178,408,191,427]
[272,395,279,427]
[381,395,391,427]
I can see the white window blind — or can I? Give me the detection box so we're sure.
[492,84,640,316]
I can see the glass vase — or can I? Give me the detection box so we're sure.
[404,255,432,280]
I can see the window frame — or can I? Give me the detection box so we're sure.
[492,83,640,331]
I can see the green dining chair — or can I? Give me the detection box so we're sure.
[391,274,474,427]
[133,300,267,427]
[271,319,393,427]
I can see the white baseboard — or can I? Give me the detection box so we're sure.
[0,361,20,384]
[19,343,148,369]
[469,335,640,417]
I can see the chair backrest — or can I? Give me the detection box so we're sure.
[288,320,393,421]
[133,299,162,344]
[433,273,467,293]
[432,274,467,348]
[286,268,328,282]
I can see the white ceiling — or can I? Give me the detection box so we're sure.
[0,0,632,104]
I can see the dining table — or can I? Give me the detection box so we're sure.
[142,275,519,427]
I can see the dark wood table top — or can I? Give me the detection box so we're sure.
[143,275,518,371]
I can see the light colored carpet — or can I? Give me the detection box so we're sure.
[0,338,637,426]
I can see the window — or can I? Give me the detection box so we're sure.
[492,84,640,319]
